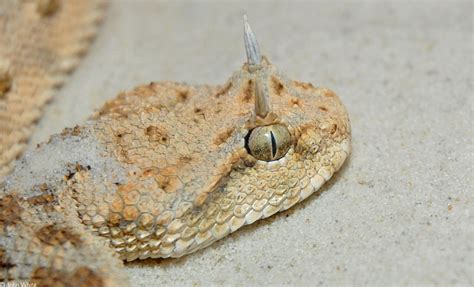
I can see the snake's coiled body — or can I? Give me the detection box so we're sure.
[0,0,105,180]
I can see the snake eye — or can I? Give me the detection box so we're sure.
[246,124,292,161]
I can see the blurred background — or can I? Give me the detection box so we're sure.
[28,1,472,286]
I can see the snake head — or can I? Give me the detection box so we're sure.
[128,17,351,256]
[0,16,351,263]
[90,16,352,258]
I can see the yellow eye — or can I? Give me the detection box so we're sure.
[246,124,292,161]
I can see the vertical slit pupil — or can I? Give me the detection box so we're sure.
[270,131,277,158]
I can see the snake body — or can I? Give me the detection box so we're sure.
[0,0,105,180]
[0,5,351,287]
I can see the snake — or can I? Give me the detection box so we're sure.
[0,6,351,287]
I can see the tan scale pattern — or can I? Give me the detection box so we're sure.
[76,60,351,260]
[0,0,105,180]
[0,59,350,285]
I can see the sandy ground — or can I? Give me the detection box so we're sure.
[27,1,472,286]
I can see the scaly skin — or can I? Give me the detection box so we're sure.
[0,57,350,285]
[0,0,105,180]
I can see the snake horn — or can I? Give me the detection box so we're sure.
[243,14,261,65]
[244,15,269,118]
